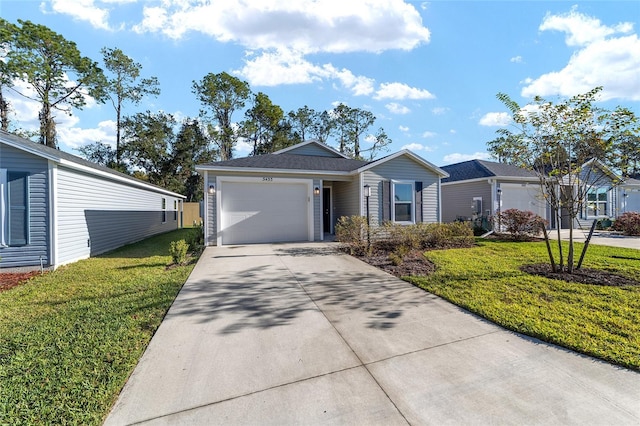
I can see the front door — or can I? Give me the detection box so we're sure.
[323,187,331,233]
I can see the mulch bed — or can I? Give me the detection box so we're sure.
[354,249,436,277]
[0,271,43,293]
[521,263,640,287]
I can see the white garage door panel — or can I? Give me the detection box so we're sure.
[501,184,546,219]
[221,181,310,244]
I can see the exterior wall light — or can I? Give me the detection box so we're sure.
[208,184,216,194]
[314,186,320,196]
[363,184,371,198]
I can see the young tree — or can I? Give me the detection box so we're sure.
[101,47,160,165]
[488,87,639,273]
[192,72,251,160]
[4,19,107,148]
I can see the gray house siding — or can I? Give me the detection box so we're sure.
[206,172,217,245]
[441,181,493,223]
[313,178,321,240]
[56,166,180,265]
[332,179,360,224]
[363,157,440,226]
[0,145,49,268]
[284,143,339,157]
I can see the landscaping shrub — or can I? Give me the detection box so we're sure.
[493,208,546,240]
[186,223,205,252]
[335,215,370,255]
[169,239,189,265]
[373,221,474,252]
[612,212,640,236]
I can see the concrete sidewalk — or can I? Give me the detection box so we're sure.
[105,243,640,425]
[558,229,639,249]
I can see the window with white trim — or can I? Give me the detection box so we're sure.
[587,187,608,217]
[392,181,414,224]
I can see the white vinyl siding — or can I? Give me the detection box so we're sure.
[56,166,181,265]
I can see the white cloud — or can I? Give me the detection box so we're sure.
[479,112,512,127]
[385,102,411,114]
[431,107,448,115]
[524,9,640,101]
[133,0,430,54]
[374,82,435,100]
[522,35,640,101]
[539,7,633,47]
[510,55,523,63]
[399,125,409,132]
[401,142,434,152]
[58,120,117,150]
[43,0,126,31]
[442,152,491,165]
[421,131,436,138]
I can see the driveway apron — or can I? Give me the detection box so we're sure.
[105,243,640,425]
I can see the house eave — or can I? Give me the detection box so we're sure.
[196,165,355,179]
[441,175,541,186]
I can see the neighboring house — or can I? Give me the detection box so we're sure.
[0,130,185,269]
[440,159,547,228]
[196,140,448,246]
[620,176,640,214]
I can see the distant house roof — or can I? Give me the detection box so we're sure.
[0,130,185,198]
[441,159,538,183]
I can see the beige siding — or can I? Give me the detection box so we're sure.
[363,156,441,225]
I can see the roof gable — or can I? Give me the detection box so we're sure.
[273,140,348,158]
[357,150,449,178]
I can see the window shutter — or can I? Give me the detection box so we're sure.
[382,180,391,222]
[8,172,29,246]
[415,181,423,223]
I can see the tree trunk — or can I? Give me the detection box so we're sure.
[39,103,57,149]
[567,226,574,273]
[541,224,557,272]
[0,91,9,131]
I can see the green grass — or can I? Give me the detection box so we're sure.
[0,229,198,425]
[407,239,640,370]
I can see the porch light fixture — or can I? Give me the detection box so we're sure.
[314,186,320,196]
[208,184,216,194]
[363,184,371,198]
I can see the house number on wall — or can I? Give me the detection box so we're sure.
[262,177,273,181]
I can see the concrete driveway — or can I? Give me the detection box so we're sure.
[105,243,640,425]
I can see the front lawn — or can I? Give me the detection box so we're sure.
[406,240,640,370]
[0,229,198,425]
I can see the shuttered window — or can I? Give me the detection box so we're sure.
[392,181,414,224]
[7,172,29,246]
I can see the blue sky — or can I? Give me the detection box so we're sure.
[1,1,639,165]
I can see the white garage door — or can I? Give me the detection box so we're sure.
[500,183,546,219]
[220,181,311,245]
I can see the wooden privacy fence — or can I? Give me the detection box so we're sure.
[183,202,203,227]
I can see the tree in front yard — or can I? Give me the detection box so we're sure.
[488,87,639,273]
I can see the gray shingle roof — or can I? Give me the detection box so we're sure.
[441,159,537,183]
[201,153,370,172]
